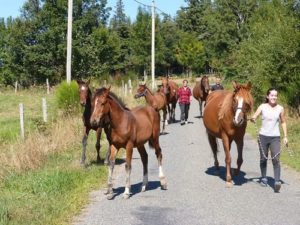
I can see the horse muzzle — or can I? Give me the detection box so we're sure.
[134,94,142,99]
[233,118,244,127]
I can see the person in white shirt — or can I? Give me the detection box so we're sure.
[251,88,288,193]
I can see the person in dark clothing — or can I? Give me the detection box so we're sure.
[177,79,192,125]
[211,77,224,91]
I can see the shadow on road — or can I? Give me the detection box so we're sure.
[108,181,162,200]
[205,166,248,185]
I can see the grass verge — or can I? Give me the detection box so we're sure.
[0,145,108,225]
[246,116,300,172]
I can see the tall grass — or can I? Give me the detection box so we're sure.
[0,82,142,225]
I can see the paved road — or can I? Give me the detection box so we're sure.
[73,99,300,225]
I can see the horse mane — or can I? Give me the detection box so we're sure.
[218,92,234,120]
[94,87,129,110]
[218,86,253,120]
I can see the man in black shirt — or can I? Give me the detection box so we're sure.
[211,77,224,91]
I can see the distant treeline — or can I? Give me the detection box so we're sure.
[0,0,299,106]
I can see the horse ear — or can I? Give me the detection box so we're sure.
[232,81,238,89]
[76,79,81,85]
[104,85,111,97]
[86,79,90,86]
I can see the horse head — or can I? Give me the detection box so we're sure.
[77,79,90,106]
[201,76,210,94]
[232,81,253,127]
[90,86,111,127]
[161,77,170,95]
[134,83,148,99]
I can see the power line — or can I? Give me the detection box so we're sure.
[132,0,171,18]
[133,0,151,8]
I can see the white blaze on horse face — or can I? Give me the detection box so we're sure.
[234,97,244,124]
[92,98,99,119]
[81,86,86,91]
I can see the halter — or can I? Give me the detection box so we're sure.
[136,89,148,98]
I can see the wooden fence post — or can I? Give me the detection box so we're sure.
[124,84,128,96]
[42,98,48,122]
[46,79,50,94]
[19,103,24,139]
[15,81,18,93]
[128,79,132,94]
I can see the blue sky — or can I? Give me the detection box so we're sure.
[0,0,187,19]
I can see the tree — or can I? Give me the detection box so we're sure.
[109,0,131,74]
[233,0,300,105]
[174,31,205,76]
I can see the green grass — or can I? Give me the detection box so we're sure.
[0,88,57,145]
[247,117,300,172]
[0,144,108,225]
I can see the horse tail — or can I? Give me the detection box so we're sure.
[207,131,219,155]
[148,139,154,149]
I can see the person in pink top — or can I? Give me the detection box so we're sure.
[251,88,288,193]
[177,79,192,125]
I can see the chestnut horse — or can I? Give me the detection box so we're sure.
[134,84,167,133]
[77,80,111,165]
[203,81,253,187]
[192,75,210,117]
[160,77,178,123]
[90,87,167,199]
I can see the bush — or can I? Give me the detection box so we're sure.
[55,81,80,115]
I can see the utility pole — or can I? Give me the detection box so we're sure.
[151,0,155,89]
[66,0,73,84]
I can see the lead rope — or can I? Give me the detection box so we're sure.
[252,121,294,160]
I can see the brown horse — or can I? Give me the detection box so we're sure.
[90,87,167,199]
[203,81,253,187]
[77,80,111,165]
[160,77,178,123]
[192,75,210,117]
[134,84,167,133]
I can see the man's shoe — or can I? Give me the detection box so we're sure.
[274,181,281,193]
[180,120,185,125]
[185,120,188,124]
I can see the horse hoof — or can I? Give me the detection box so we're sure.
[141,185,147,192]
[123,193,130,199]
[107,194,114,200]
[161,184,168,190]
[160,177,167,190]
[225,182,233,188]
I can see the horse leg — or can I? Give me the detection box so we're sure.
[105,145,118,200]
[123,143,134,199]
[167,104,171,124]
[137,146,148,192]
[199,100,203,117]
[207,133,220,174]
[222,135,233,187]
[234,138,244,176]
[81,127,90,165]
[172,101,176,122]
[151,138,167,189]
[95,128,102,163]
[162,107,167,133]
[104,125,111,165]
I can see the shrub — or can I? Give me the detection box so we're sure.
[55,81,80,115]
